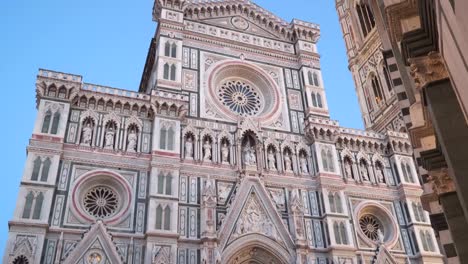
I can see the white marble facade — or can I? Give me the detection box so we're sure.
[3,1,443,264]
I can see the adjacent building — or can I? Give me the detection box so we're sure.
[3,0,446,263]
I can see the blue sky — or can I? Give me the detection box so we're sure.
[0,0,362,252]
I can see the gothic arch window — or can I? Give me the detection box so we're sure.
[164,206,171,230]
[163,63,170,80]
[40,158,51,182]
[321,148,335,172]
[155,205,171,231]
[333,222,341,244]
[417,203,426,222]
[313,72,320,86]
[32,192,43,219]
[170,64,177,81]
[164,42,171,57]
[371,75,384,105]
[31,157,42,181]
[401,160,414,183]
[308,71,314,86]
[363,86,373,112]
[335,194,343,213]
[47,86,57,97]
[58,87,67,99]
[420,230,429,251]
[12,255,29,264]
[340,223,348,244]
[356,3,375,38]
[328,193,336,213]
[311,93,318,107]
[156,205,163,229]
[171,43,177,58]
[424,230,435,252]
[159,123,175,151]
[411,231,420,253]
[164,42,177,58]
[50,112,60,135]
[22,192,34,219]
[41,110,52,133]
[157,172,173,196]
[316,93,323,108]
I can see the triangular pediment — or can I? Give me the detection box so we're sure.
[195,16,281,39]
[63,221,123,264]
[218,177,295,255]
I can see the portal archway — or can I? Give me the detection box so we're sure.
[222,234,292,264]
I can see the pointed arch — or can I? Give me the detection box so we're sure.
[170,64,177,80]
[340,222,348,244]
[335,193,343,213]
[50,112,60,135]
[333,222,341,244]
[31,157,42,181]
[164,41,171,57]
[163,63,170,80]
[167,126,175,150]
[171,42,177,58]
[40,158,51,182]
[156,205,163,229]
[316,93,323,108]
[164,206,171,230]
[165,173,173,195]
[32,192,43,219]
[41,110,52,133]
[311,92,318,107]
[328,193,336,213]
[22,192,34,219]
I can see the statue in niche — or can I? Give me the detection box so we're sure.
[242,140,256,166]
[185,137,194,160]
[81,122,93,145]
[203,139,212,161]
[267,149,277,171]
[344,161,353,179]
[375,166,385,183]
[299,154,308,174]
[284,152,292,171]
[360,162,369,181]
[221,142,229,164]
[104,127,115,149]
[127,129,137,152]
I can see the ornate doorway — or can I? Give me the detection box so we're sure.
[226,245,285,264]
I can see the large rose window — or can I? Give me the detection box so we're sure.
[83,186,119,219]
[71,170,132,224]
[218,80,262,116]
[207,61,283,123]
[359,214,383,241]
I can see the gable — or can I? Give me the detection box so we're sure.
[63,221,123,264]
[195,16,281,39]
[217,177,295,255]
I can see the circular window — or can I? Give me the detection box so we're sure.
[71,170,133,224]
[218,80,262,116]
[207,61,283,123]
[83,186,119,219]
[355,202,399,246]
[359,214,383,241]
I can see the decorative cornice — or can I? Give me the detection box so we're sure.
[427,168,456,196]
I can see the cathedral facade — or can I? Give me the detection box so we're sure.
[3,1,444,263]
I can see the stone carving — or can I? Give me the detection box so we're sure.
[284,152,292,171]
[360,163,369,181]
[185,137,194,160]
[344,161,353,179]
[299,154,308,174]
[242,141,256,166]
[203,140,212,161]
[127,129,137,152]
[267,150,277,171]
[151,245,171,264]
[428,168,456,195]
[409,52,449,90]
[221,142,229,164]
[375,168,385,183]
[81,123,93,146]
[217,183,233,204]
[233,194,279,241]
[104,128,115,149]
[269,189,285,210]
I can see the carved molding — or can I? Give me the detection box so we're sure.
[385,0,419,44]
[409,52,449,90]
[427,168,456,196]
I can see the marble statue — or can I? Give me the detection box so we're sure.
[127,129,137,152]
[243,141,256,166]
[104,128,115,149]
[344,161,353,179]
[360,163,369,181]
[300,154,308,174]
[221,142,229,163]
[203,140,212,161]
[81,123,93,145]
[267,149,277,171]
[185,137,194,160]
[284,152,292,171]
[376,168,385,183]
